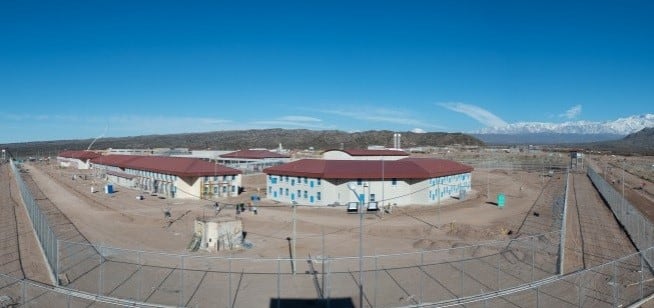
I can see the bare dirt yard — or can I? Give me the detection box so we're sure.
[6,151,653,307]
[25,161,549,258]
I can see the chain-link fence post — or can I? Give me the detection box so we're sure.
[229,255,233,308]
[420,249,424,304]
[276,257,280,308]
[179,255,185,308]
[374,255,378,308]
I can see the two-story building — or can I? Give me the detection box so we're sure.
[90,155,242,200]
[263,157,473,207]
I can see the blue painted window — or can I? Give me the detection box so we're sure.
[317,192,321,201]
[291,193,295,201]
[310,196,314,203]
[291,179,295,186]
[304,177,308,184]
[317,179,321,185]
[310,181,314,188]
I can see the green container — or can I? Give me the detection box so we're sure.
[497,193,505,208]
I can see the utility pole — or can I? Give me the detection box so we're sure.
[291,202,297,275]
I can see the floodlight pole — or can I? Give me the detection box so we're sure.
[359,184,365,308]
[347,183,365,308]
[622,159,626,210]
[292,201,297,275]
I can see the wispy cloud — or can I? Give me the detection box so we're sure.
[277,115,322,123]
[438,102,508,127]
[560,105,582,119]
[319,106,443,129]
[411,128,426,133]
[251,115,330,129]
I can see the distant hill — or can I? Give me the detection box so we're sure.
[2,129,484,158]
[583,127,654,155]
[474,133,623,145]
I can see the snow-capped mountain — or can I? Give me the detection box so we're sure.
[478,114,654,135]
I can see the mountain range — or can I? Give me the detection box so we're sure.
[478,114,654,135]
[1,129,483,158]
[474,114,654,144]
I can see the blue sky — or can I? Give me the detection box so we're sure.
[1,1,653,143]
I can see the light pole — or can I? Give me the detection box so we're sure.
[291,201,297,275]
[347,182,366,308]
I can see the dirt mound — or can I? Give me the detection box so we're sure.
[412,239,435,250]
[490,169,509,175]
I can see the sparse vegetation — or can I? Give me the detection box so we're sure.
[1,129,484,158]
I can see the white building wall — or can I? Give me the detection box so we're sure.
[91,163,241,200]
[57,157,92,169]
[322,150,406,161]
[265,172,472,207]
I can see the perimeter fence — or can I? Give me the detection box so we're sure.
[588,166,654,265]
[9,160,58,280]
[55,231,562,307]
[14,158,654,307]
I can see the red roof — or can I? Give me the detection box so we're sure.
[323,149,409,156]
[90,155,241,177]
[220,149,290,159]
[57,150,102,160]
[263,158,472,180]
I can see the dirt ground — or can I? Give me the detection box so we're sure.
[2,151,651,307]
[22,161,550,259]
[0,163,52,284]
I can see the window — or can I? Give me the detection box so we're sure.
[317,178,321,185]
[297,190,301,198]
[285,188,289,196]
[304,177,308,184]
[279,187,283,195]
[357,179,362,186]
[214,176,218,181]
[213,186,218,194]
[232,175,236,180]
[317,192,321,201]
[303,190,308,198]
[231,185,236,192]
[369,193,376,202]
[392,178,397,185]
[269,186,272,193]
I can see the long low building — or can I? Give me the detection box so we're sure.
[90,155,242,200]
[263,157,473,207]
[57,150,102,169]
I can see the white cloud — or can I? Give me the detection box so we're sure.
[560,105,582,119]
[277,115,322,123]
[411,128,426,133]
[438,102,508,127]
[320,106,443,129]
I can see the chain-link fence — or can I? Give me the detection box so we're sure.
[444,247,654,308]
[54,231,561,307]
[9,160,58,281]
[15,158,654,307]
[588,167,654,263]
